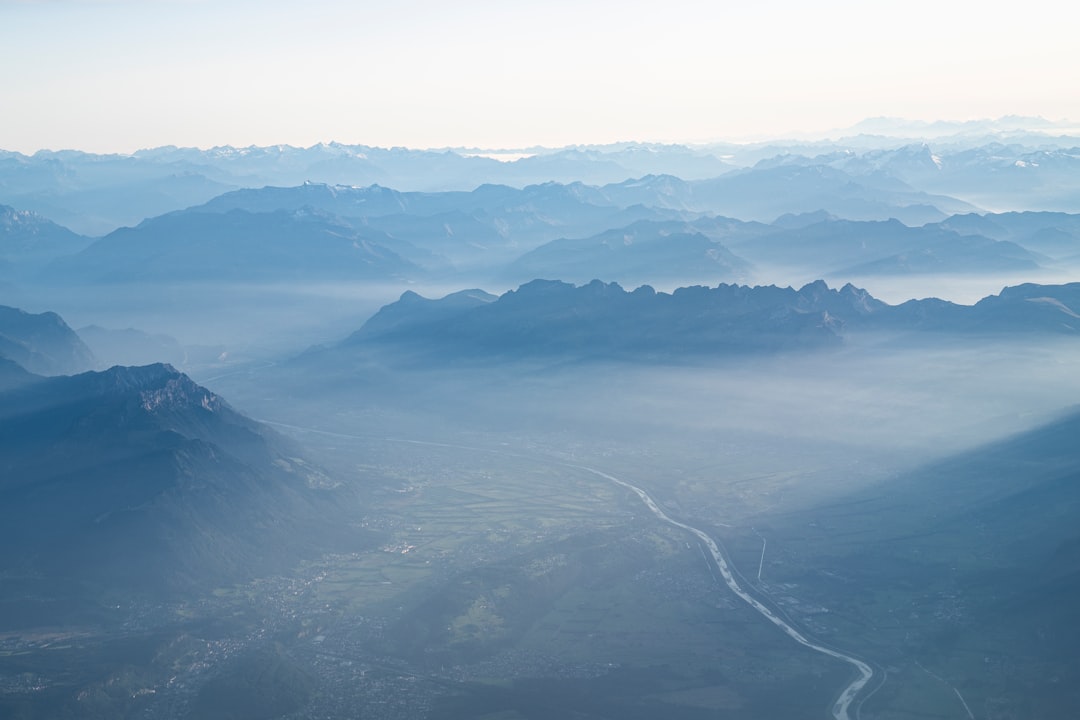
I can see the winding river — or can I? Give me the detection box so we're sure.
[575,465,876,720]
[258,420,877,718]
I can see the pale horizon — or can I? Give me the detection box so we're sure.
[3,0,1079,155]
[3,113,1077,157]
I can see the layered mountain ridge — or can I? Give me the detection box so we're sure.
[335,279,1080,364]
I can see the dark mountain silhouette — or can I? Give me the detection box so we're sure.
[334,279,1080,365]
[342,279,862,362]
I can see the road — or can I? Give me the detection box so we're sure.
[575,465,876,720]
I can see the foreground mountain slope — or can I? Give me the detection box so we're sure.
[0,356,37,391]
[0,364,348,621]
[785,405,1080,717]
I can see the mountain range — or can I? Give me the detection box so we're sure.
[327,279,1080,365]
[44,207,424,283]
[5,119,1077,236]
[20,181,1076,292]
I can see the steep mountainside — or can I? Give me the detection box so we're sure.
[0,356,37,391]
[786,406,1080,716]
[0,364,348,621]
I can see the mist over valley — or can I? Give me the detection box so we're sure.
[3,120,1080,720]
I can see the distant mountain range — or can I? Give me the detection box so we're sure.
[193,181,688,272]
[753,143,1080,215]
[0,204,93,279]
[723,217,1044,277]
[0,143,734,235]
[20,180,1075,290]
[326,279,1080,365]
[44,207,425,283]
[938,211,1080,261]
[500,219,753,287]
[4,121,1078,236]
[0,363,348,625]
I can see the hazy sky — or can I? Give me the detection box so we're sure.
[2,0,1078,153]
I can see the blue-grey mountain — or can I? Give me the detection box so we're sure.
[0,204,92,278]
[334,279,1080,364]
[0,304,95,375]
[44,207,424,284]
[0,363,349,622]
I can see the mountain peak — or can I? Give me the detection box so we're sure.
[91,361,178,389]
[99,363,224,414]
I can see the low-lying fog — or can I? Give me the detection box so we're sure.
[16,265,1079,518]
[8,280,466,359]
[15,264,1080,368]
[203,330,1080,518]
